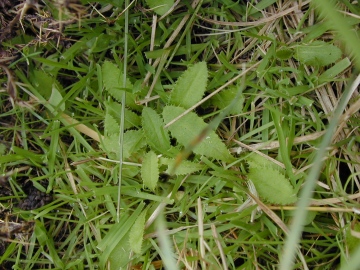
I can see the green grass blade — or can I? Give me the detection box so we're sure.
[279,75,360,270]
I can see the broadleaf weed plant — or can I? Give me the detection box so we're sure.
[0,0,359,269]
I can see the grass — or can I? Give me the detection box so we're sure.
[0,0,360,269]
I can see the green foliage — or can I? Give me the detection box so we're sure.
[141,151,159,191]
[104,112,119,135]
[163,106,234,162]
[169,62,208,109]
[100,203,145,268]
[0,144,6,155]
[211,87,244,115]
[34,221,64,268]
[102,130,145,159]
[247,154,297,205]
[294,41,342,66]
[105,100,141,134]
[160,157,205,175]
[102,61,133,94]
[345,223,360,253]
[146,0,174,16]
[108,235,132,269]
[247,166,297,205]
[142,107,171,154]
[1,0,358,269]
[30,69,58,99]
[48,84,65,111]
[102,61,140,110]
[276,47,293,60]
[129,209,148,254]
[247,153,283,172]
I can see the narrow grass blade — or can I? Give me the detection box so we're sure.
[279,75,360,270]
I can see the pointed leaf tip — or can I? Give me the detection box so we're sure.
[170,62,208,109]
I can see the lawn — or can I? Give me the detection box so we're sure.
[0,0,360,269]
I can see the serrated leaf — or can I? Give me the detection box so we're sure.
[142,107,171,154]
[160,157,205,175]
[129,209,147,254]
[276,47,293,60]
[141,151,159,191]
[102,61,141,111]
[99,203,145,268]
[294,41,342,66]
[104,113,119,135]
[104,100,141,134]
[247,166,297,205]
[247,153,283,172]
[169,62,208,109]
[102,130,145,159]
[102,61,133,93]
[163,106,234,162]
[146,0,174,16]
[212,87,244,115]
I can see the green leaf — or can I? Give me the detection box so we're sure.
[129,209,147,254]
[142,107,171,154]
[146,0,174,16]
[102,130,146,159]
[108,234,132,270]
[102,61,141,110]
[48,83,65,111]
[34,221,64,268]
[0,144,6,155]
[160,157,205,175]
[246,153,283,172]
[104,100,141,134]
[99,203,145,268]
[247,167,297,205]
[345,223,360,253]
[318,57,351,83]
[276,47,294,60]
[169,62,208,109]
[294,41,342,66]
[281,85,309,97]
[163,106,234,162]
[211,87,244,115]
[246,155,297,205]
[30,69,55,99]
[102,61,132,94]
[141,151,159,191]
[104,113,119,135]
